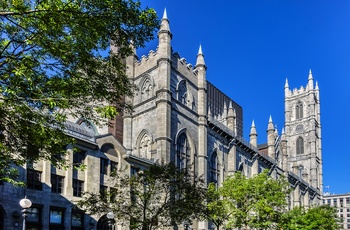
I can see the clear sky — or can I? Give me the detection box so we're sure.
[138,0,350,194]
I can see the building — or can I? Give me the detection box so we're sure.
[0,9,323,230]
[323,193,350,230]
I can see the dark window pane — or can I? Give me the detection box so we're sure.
[100,158,108,175]
[27,169,42,190]
[71,211,84,227]
[51,174,64,193]
[73,179,84,197]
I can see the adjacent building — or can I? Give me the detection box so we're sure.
[0,9,323,230]
[323,193,350,230]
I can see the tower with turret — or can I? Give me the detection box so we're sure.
[284,70,322,200]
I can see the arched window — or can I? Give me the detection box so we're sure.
[178,81,187,105]
[140,78,153,101]
[138,134,152,159]
[97,214,116,230]
[296,101,303,119]
[296,137,304,154]
[176,133,190,170]
[209,152,220,186]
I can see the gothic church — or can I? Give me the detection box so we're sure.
[0,9,322,230]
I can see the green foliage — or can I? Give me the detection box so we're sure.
[201,183,232,230]
[0,0,158,182]
[77,163,207,230]
[219,170,290,230]
[279,205,341,230]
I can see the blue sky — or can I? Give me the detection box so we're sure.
[138,1,350,194]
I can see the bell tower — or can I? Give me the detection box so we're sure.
[284,70,322,194]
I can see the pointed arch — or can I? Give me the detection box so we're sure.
[139,74,154,102]
[177,80,187,104]
[208,150,220,186]
[174,128,196,170]
[136,129,153,159]
[295,100,303,119]
[296,137,304,154]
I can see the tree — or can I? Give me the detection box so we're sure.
[77,163,207,230]
[279,205,341,230]
[201,183,232,230]
[0,0,158,183]
[220,170,290,230]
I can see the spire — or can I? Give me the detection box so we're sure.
[250,120,257,135]
[227,101,234,117]
[198,44,203,54]
[308,69,313,80]
[284,78,290,96]
[157,8,172,57]
[315,81,319,90]
[162,8,168,19]
[268,115,274,131]
[308,68,314,90]
[285,78,289,89]
[159,8,171,33]
[267,115,275,159]
[195,44,206,68]
[250,120,258,147]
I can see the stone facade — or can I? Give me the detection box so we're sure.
[0,9,322,230]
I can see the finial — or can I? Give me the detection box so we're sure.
[195,44,206,68]
[162,8,168,20]
[269,115,273,123]
[308,68,313,80]
[229,101,233,109]
[250,119,257,137]
[285,78,289,88]
[158,7,171,39]
[198,44,203,55]
[315,81,319,90]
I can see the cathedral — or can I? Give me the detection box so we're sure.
[0,9,322,230]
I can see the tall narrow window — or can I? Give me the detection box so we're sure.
[51,174,64,194]
[73,151,85,167]
[296,101,303,119]
[176,133,190,170]
[100,158,108,175]
[138,134,151,159]
[178,81,188,105]
[73,179,84,197]
[27,169,42,190]
[296,137,304,154]
[209,152,220,186]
